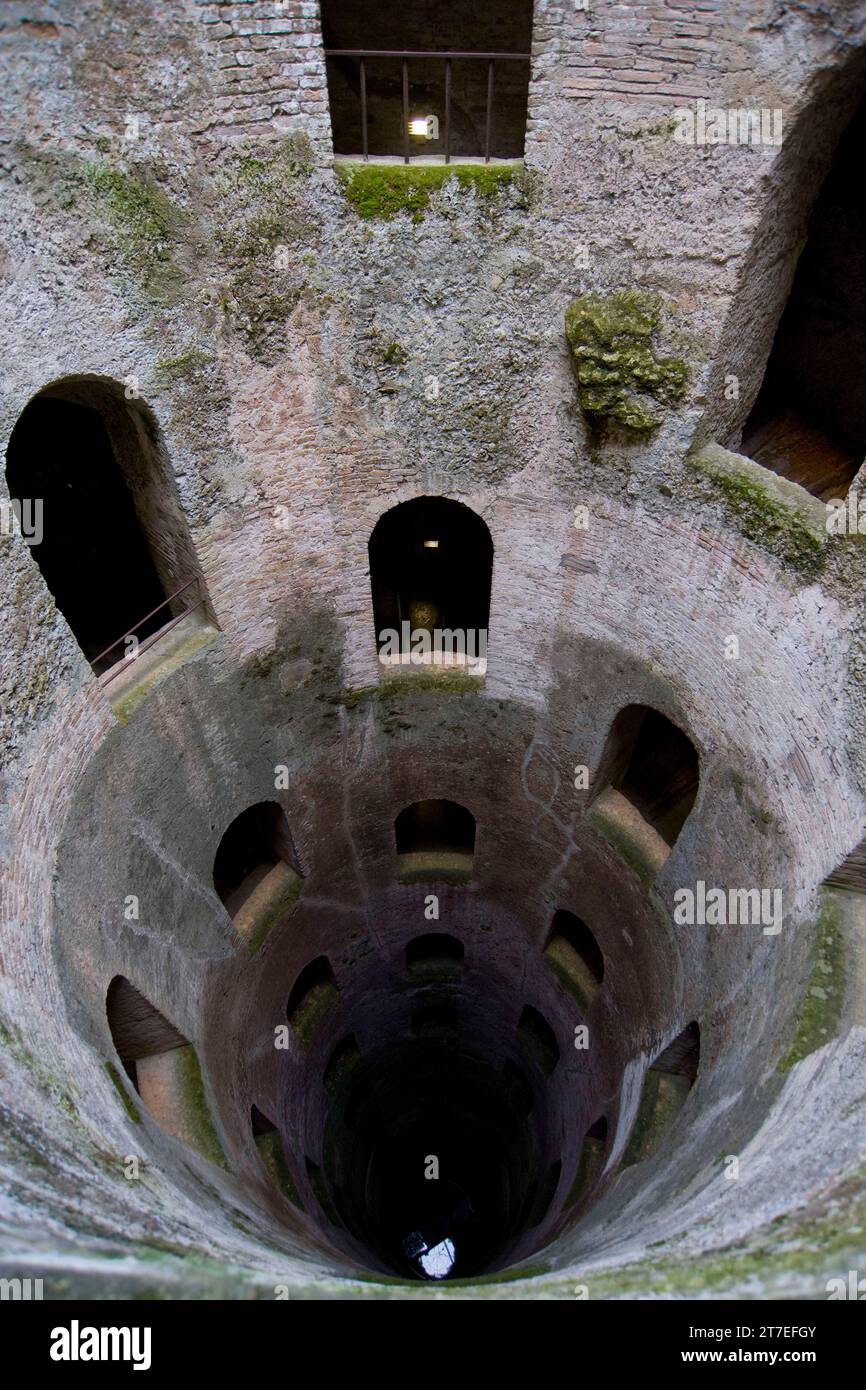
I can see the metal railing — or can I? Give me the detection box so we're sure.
[93,575,208,684]
[323,49,532,164]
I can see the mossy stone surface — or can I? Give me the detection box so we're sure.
[544,937,597,1011]
[565,291,688,432]
[780,890,847,1071]
[243,871,304,956]
[290,979,339,1049]
[622,1069,691,1166]
[174,1046,229,1171]
[587,792,667,889]
[105,1062,141,1125]
[564,1134,605,1208]
[255,1129,304,1210]
[82,162,185,302]
[336,163,515,222]
[378,668,484,698]
[691,443,827,579]
[214,137,316,362]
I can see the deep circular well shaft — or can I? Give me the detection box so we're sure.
[2,0,866,1304]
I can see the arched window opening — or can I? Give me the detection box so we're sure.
[324,1034,362,1098]
[593,705,699,851]
[5,379,210,677]
[369,497,492,673]
[252,1105,305,1209]
[405,932,465,981]
[544,910,604,1010]
[322,1,533,162]
[251,1104,275,1137]
[106,977,225,1165]
[741,93,866,500]
[213,801,303,951]
[395,799,476,884]
[565,1116,608,1209]
[526,1158,561,1229]
[305,1156,342,1227]
[106,975,188,1089]
[623,1022,700,1167]
[286,956,339,1047]
[516,1005,559,1079]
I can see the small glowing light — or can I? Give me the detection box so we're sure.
[409,114,440,140]
[423,539,439,549]
[420,1238,456,1280]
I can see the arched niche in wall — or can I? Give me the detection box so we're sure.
[368,496,492,673]
[405,931,465,982]
[589,704,699,883]
[4,376,212,676]
[213,801,304,952]
[321,0,534,161]
[543,909,604,1011]
[251,1104,304,1209]
[105,976,226,1167]
[741,88,866,501]
[395,799,476,884]
[622,1022,700,1167]
[565,1116,608,1210]
[286,955,339,1048]
[516,1004,559,1079]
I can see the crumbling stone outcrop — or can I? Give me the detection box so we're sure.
[565,292,688,433]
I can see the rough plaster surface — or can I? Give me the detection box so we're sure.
[0,0,865,1298]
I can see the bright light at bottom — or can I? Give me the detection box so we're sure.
[420,1238,456,1279]
[409,118,429,136]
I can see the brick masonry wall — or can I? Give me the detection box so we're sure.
[194,0,333,149]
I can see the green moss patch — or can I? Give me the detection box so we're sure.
[154,348,212,385]
[382,341,408,365]
[105,1062,141,1125]
[174,1047,229,1171]
[235,134,315,187]
[245,873,303,956]
[379,667,484,698]
[622,1070,691,1166]
[780,891,847,1071]
[82,162,185,302]
[334,668,483,709]
[255,1130,305,1209]
[543,937,598,1012]
[587,793,667,889]
[336,163,515,222]
[565,291,688,432]
[565,1135,606,1209]
[107,621,217,726]
[691,445,827,580]
[397,851,473,886]
[290,980,339,1049]
[527,1179,866,1299]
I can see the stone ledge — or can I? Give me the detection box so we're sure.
[587,786,670,888]
[100,611,220,726]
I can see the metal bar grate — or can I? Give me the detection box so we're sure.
[323,49,530,163]
[485,58,494,163]
[324,49,531,60]
[445,57,451,164]
[92,575,206,679]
